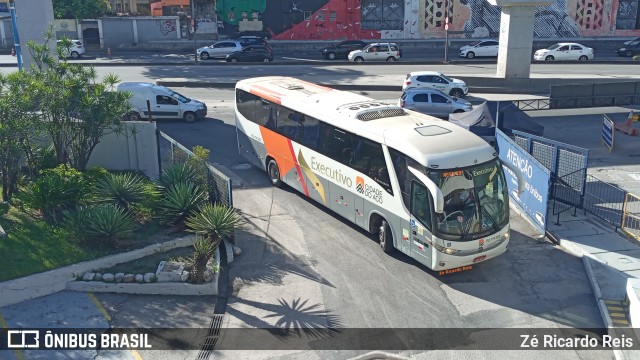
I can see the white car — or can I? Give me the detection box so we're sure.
[533,42,594,61]
[459,40,499,59]
[197,41,243,60]
[57,39,85,59]
[348,42,401,62]
[403,71,469,98]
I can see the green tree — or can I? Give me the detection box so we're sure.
[53,0,111,19]
[28,31,132,172]
[0,71,43,202]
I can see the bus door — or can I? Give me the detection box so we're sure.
[409,181,434,266]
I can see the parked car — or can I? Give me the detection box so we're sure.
[403,71,469,97]
[398,88,472,118]
[458,40,499,59]
[225,45,273,62]
[237,36,268,48]
[57,39,85,59]
[348,43,401,62]
[615,38,640,57]
[117,82,207,123]
[322,40,368,60]
[197,41,242,60]
[533,42,594,61]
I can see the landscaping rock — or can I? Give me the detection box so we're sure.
[135,274,144,283]
[123,274,135,283]
[156,261,184,282]
[103,273,115,283]
[180,271,190,282]
[203,269,215,283]
[0,224,6,238]
[94,273,103,281]
[115,273,125,282]
[143,273,156,283]
[82,272,96,281]
[233,246,242,256]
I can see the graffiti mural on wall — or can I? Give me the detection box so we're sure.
[215,0,638,39]
[157,20,176,36]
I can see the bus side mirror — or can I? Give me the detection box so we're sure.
[408,167,444,213]
[501,161,525,194]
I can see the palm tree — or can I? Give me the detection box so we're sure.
[185,204,240,283]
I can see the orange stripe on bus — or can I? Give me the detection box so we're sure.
[250,86,282,105]
[260,127,295,176]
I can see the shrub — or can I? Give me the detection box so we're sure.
[93,172,149,211]
[18,166,88,223]
[159,163,199,188]
[62,206,91,240]
[84,204,137,241]
[84,166,110,186]
[156,182,206,227]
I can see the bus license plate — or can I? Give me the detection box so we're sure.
[473,255,487,263]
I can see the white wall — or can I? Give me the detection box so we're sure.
[88,121,160,180]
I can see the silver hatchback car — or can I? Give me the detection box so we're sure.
[398,88,472,118]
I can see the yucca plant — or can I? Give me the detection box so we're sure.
[93,172,149,211]
[62,206,92,240]
[185,204,241,283]
[84,204,137,242]
[186,238,218,284]
[17,171,88,223]
[159,163,199,188]
[156,182,206,227]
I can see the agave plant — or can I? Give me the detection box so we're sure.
[17,171,88,223]
[156,182,206,227]
[62,206,92,240]
[185,204,240,283]
[159,163,199,188]
[84,204,137,242]
[93,172,149,211]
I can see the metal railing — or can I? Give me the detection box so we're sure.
[551,95,640,109]
[157,130,233,207]
[622,193,640,242]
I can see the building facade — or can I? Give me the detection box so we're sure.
[214,0,640,39]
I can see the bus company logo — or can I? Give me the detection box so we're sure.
[356,176,364,194]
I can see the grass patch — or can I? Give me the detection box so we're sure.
[99,247,195,275]
[0,206,183,282]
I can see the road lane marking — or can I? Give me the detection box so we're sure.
[87,293,112,322]
[0,311,26,360]
[281,57,323,62]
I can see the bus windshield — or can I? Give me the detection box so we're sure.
[430,159,508,241]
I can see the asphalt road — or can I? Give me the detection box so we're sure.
[150,96,609,359]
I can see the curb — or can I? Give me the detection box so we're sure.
[583,257,627,360]
[0,235,196,308]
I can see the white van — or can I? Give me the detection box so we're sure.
[117,82,207,123]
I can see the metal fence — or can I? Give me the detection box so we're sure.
[622,193,640,241]
[157,130,233,207]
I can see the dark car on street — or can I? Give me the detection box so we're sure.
[226,45,273,62]
[237,36,269,48]
[615,37,640,57]
[321,40,368,60]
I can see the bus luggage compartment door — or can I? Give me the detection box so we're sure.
[331,184,355,223]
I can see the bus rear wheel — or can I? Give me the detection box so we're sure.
[379,220,394,253]
[267,158,282,188]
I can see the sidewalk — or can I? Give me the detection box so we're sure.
[547,209,640,360]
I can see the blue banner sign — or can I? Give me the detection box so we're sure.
[496,129,551,233]
[602,114,614,151]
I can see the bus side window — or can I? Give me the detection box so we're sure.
[255,99,274,128]
[353,137,392,195]
[301,116,320,150]
[411,181,432,230]
[236,89,257,122]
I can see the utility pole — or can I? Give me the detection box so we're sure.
[9,0,22,70]
[191,0,198,63]
[444,0,449,63]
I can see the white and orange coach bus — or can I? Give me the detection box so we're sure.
[235,76,523,271]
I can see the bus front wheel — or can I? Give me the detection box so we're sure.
[267,158,282,188]
[379,220,394,253]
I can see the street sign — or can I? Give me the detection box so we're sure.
[602,114,614,151]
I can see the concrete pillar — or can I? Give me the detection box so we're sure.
[496,6,536,78]
[14,0,54,70]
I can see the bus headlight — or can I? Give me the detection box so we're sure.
[503,232,510,240]
[434,243,460,255]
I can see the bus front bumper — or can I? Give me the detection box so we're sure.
[432,239,509,271]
